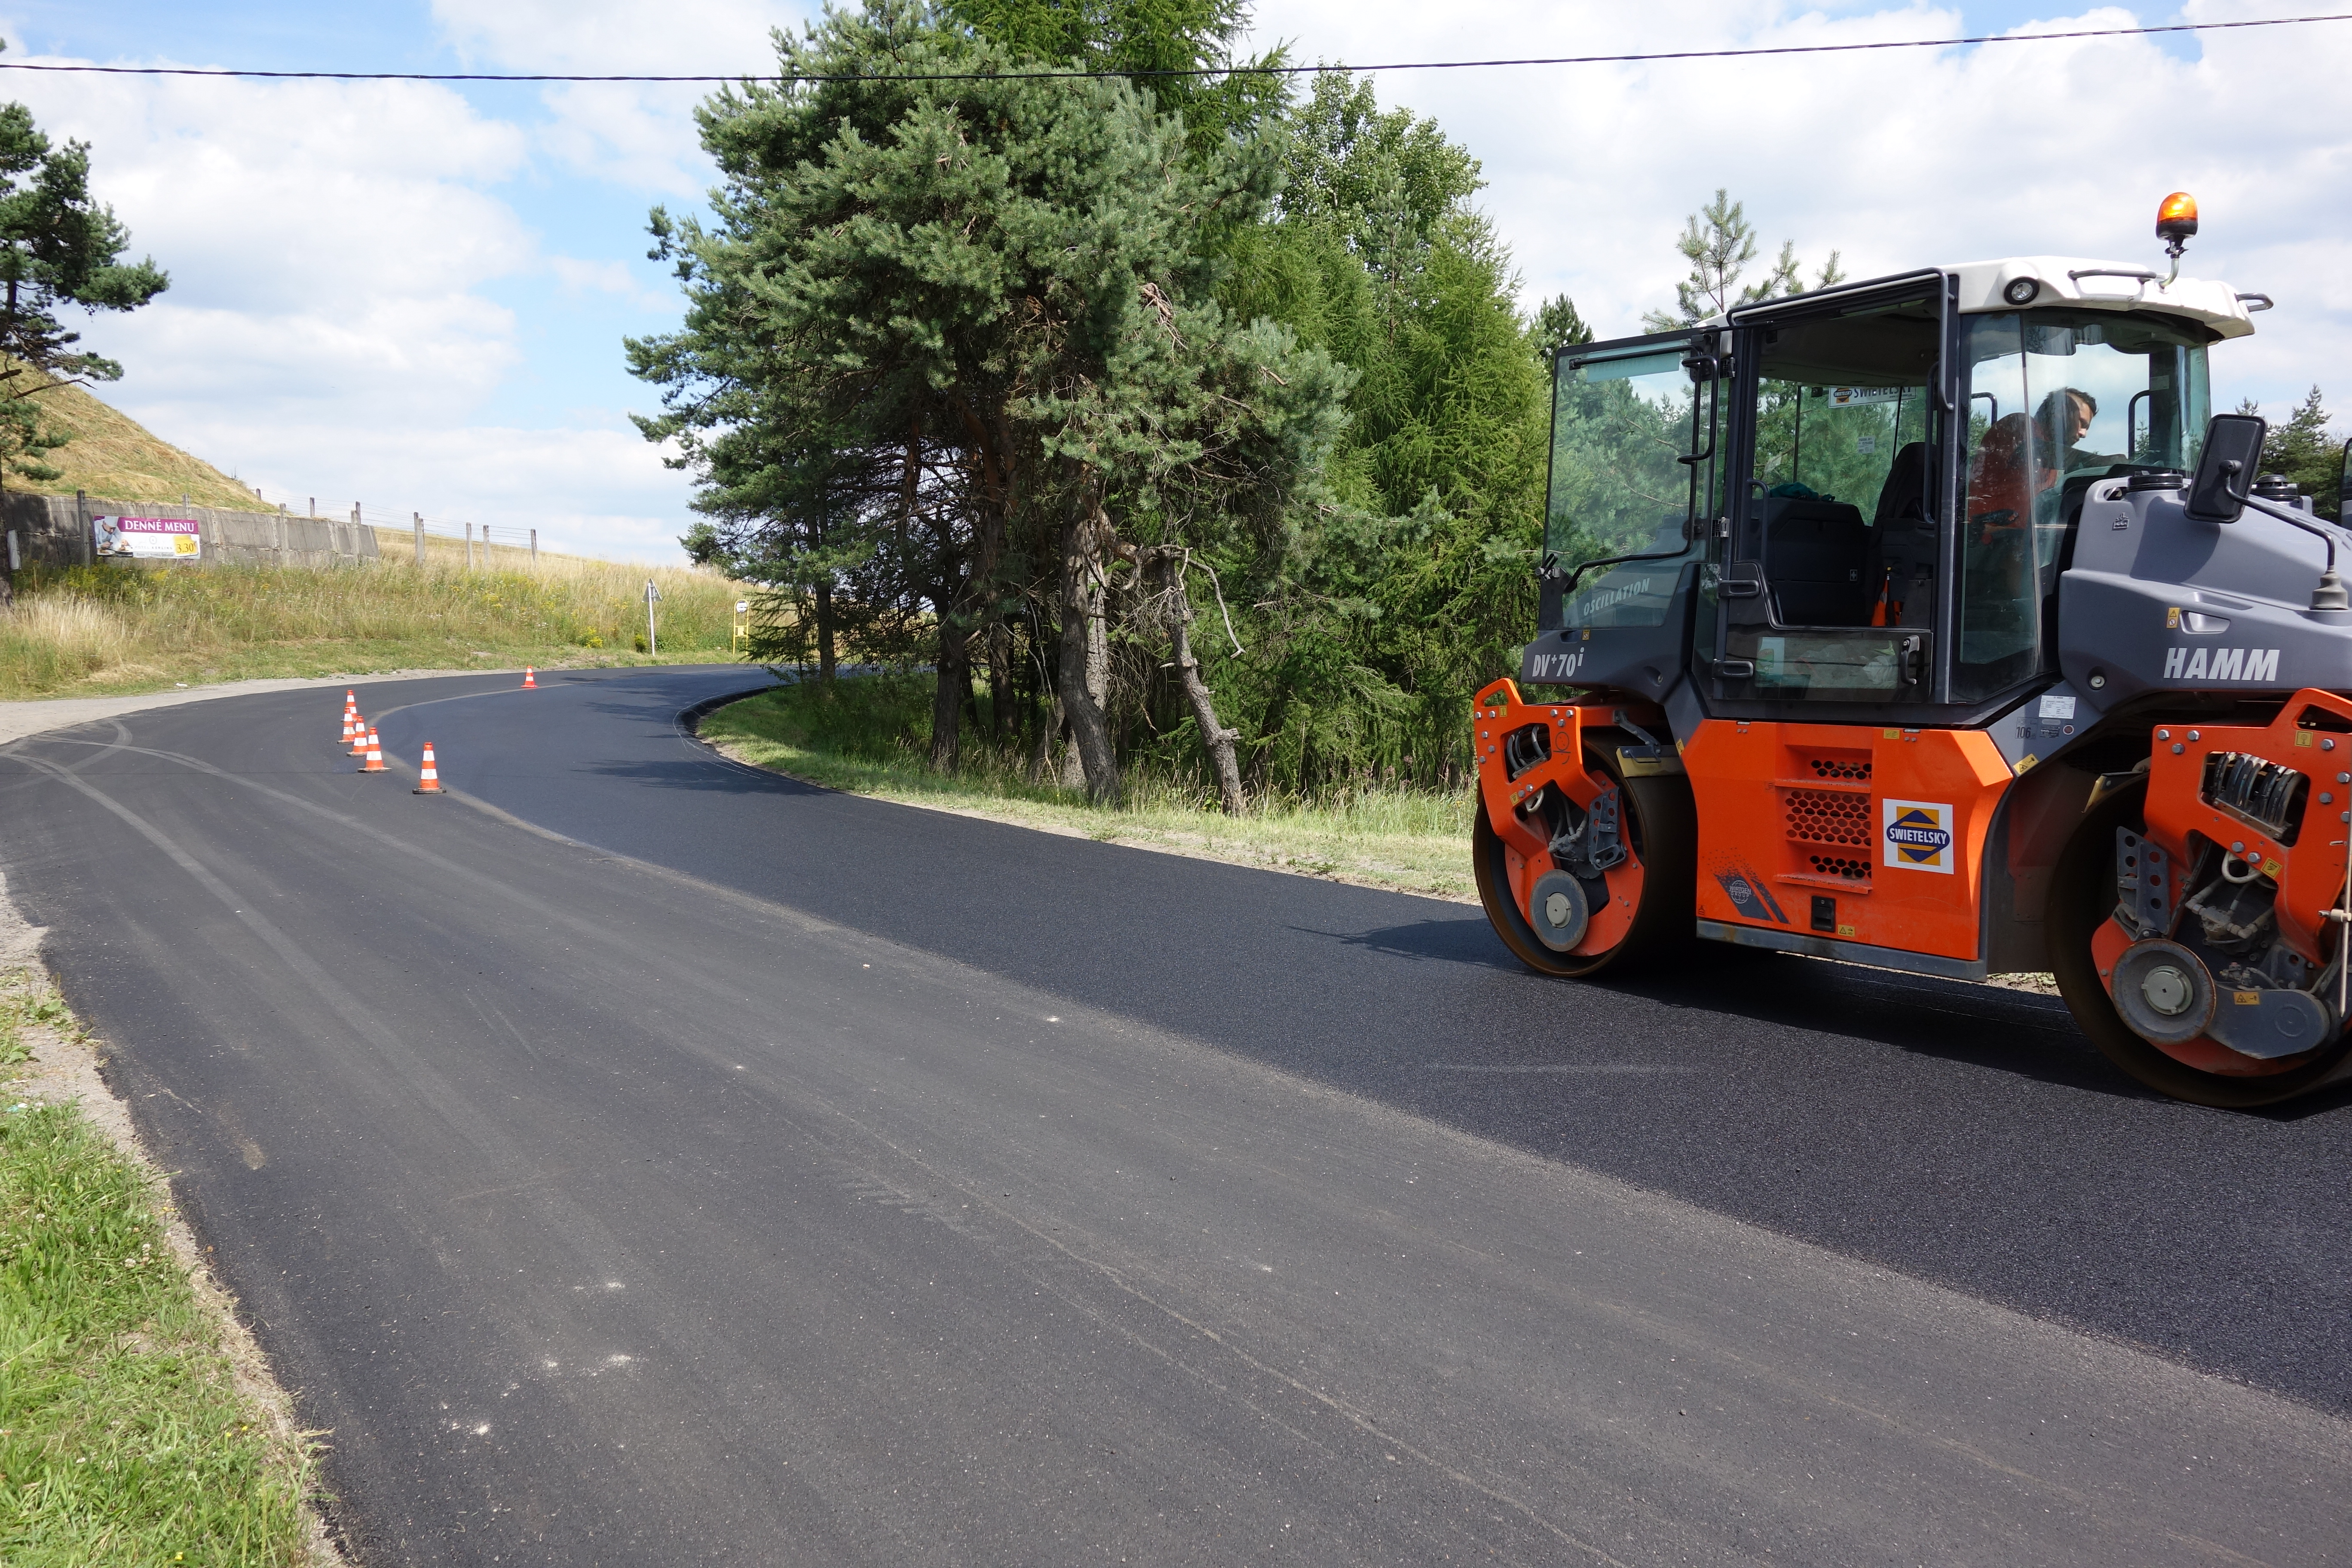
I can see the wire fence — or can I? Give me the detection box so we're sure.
[254,496,548,567]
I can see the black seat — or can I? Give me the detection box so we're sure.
[1873,441,1930,528]
[1863,441,1937,628]
[1763,496,1871,626]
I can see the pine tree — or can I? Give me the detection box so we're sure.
[0,68,168,499]
[2257,386,2341,517]
[1531,294,1593,358]
[1641,189,1839,331]
[632,0,1343,802]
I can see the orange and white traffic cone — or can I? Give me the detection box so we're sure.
[340,711,357,748]
[360,726,387,774]
[340,692,357,741]
[348,715,371,756]
[523,667,538,689]
[413,742,444,796]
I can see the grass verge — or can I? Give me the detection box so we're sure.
[699,674,1480,901]
[0,555,752,700]
[0,966,330,1565]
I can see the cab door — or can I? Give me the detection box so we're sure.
[1522,330,1724,703]
[1709,277,1952,718]
[1686,276,2013,971]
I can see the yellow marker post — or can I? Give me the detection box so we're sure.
[732,599,751,655]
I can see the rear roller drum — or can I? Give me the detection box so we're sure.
[1474,740,1696,979]
[2049,779,2352,1108]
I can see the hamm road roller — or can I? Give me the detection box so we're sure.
[1475,194,2352,1106]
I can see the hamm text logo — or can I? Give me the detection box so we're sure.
[1882,799,1955,874]
[2162,646,2279,682]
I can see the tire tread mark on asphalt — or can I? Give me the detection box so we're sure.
[796,1089,1643,1568]
[6,748,663,1297]
[29,726,1637,1562]
[14,732,814,999]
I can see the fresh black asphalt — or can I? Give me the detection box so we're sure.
[0,665,2346,1564]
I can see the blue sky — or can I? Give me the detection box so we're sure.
[11,2,2343,560]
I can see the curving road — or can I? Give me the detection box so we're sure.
[1,665,2347,1565]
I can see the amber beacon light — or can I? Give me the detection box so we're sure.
[2157,190,2198,246]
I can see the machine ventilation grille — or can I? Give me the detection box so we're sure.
[1806,756,1873,782]
[1785,788,1871,848]
[1808,854,1872,880]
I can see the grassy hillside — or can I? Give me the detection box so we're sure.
[5,370,264,511]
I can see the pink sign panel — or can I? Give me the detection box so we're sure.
[94,516,203,560]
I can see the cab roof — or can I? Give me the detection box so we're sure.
[1709,259,2261,341]
[1945,256,2258,338]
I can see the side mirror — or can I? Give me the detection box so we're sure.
[2185,412,2266,524]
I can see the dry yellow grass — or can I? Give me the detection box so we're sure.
[0,555,750,699]
[3,368,263,510]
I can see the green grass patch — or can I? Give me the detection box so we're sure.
[701,674,1479,900]
[0,972,322,1565]
[0,557,753,701]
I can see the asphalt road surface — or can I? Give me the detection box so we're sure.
[3,665,2348,1566]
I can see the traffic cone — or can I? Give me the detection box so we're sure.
[360,726,387,774]
[348,715,371,756]
[413,742,444,796]
[339,692,356,741]
[523,667,538,689]
[340,711,357,748]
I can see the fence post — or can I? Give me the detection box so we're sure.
[530,527,538,565]
[465,521,474,570]
[413,511,424,567]
[76,489,92,566]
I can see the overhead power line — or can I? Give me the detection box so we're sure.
[1,12,2347,83]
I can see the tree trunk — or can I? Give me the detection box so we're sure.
[930,619,968,772]
[1058,483,1121,804]
[1157,554,1245,815]
[985,622,1013,744]
[814,581,837,683]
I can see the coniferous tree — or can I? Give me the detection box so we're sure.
[631,0,1341,802]
[2257,386,2341,518]
[0,60,168,503]
[1641,189,1839,330]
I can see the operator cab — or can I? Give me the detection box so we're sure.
[1531,260,2252,725]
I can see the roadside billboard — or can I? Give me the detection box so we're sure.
[94,515,202,561]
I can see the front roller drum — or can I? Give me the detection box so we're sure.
[2050,780,2352,1108]
[1474,741,1696,979]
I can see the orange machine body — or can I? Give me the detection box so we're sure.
[1682,720,2015,965]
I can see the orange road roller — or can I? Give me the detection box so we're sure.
[1476,195,2352,1106]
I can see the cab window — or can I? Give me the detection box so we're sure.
[1546,343,1713,630]
[1955,309,2214,700]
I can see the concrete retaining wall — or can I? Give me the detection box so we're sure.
[0,492,382,571]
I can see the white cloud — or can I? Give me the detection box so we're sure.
[20,0,2349,571]
[1249,0,2352,420]
[549,254,674,311]
[432,0,810,194]
[6,37,698,558]
[162,415,694,563]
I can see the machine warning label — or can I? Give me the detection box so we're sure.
[1882,799,1956,873]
